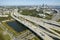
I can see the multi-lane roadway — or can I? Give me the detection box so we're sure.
[11,11,60,40]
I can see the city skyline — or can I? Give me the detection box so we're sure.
[0,0,60,6]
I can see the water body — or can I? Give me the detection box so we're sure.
[7,21,27,32]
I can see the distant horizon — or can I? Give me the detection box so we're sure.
[0,0,60,6]
[0,4,60,6]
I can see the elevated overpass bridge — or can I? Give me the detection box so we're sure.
[11,12,60,40]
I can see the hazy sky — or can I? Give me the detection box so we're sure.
[0,0,60,6]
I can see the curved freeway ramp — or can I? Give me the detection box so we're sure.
[11,12,60,40]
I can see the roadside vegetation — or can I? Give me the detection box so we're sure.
[0,25,11,40]
[0,14,12,21]
[57,19,60,22]
[18,9,53,20]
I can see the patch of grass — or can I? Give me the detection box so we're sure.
[19,9,53,20]
[57,19,60,22]
[0,17,8,21]
[31,37,40,40]
[2,22,20,36]
[0,14,12,21]
[19,9,40,17]
[3,34,11,40]
[51,28,60,34]
[0,27,11,40]
[44,14,53,20]
[0,27,3,31]
[0,16,12,21]
[0,31,11,40]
